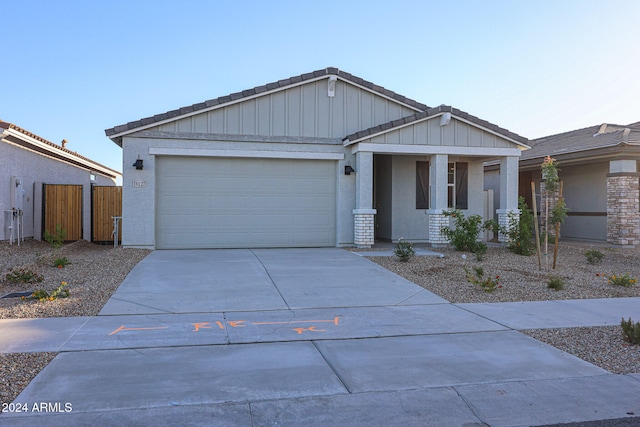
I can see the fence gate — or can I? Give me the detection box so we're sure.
[92,186,122,243]
[43,184,83,241]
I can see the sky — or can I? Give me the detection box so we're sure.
[3,0,640,175]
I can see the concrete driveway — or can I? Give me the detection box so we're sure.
[2,248,640,426]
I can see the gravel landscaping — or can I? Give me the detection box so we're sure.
[366,243,640,375]
[1,240,639,408]
[0,239,150,406]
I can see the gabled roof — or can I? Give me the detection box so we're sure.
[520,121,640,165]
[1,121,121,179]
[105,67,430,143]
[343,105,530,148]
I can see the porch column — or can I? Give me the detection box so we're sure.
[353,151,376,248]
[496,156,520,243]
[426,154,449,245]
[607,160,640,246]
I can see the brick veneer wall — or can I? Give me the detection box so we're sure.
[607,173,640,246]
[353,212,375,248]
[427,212,449,244]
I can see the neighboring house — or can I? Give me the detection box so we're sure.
[105,67,529,250]
[485,122,640,246]
[1,121,121,242]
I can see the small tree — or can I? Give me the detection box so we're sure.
[540,156,568,270]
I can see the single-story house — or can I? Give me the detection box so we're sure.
[485,122,640,246]
[105,67,529,250]
[1,121,121,242]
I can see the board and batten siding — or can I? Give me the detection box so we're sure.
[154,79,416,139]
[368,118,514,148]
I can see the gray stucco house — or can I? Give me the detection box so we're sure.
[488,122,639,246]
[1,121,120,242]
[105,67,529,250]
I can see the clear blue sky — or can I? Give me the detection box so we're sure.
[3,0,640,174]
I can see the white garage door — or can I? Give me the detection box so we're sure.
[156,156,336,249]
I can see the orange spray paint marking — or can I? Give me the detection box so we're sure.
[227,321,246,328]
[109,325,169,336]
[193,322,212,332]
[215,321,225,330]
[253,317,340,326]
[292,326,326,335]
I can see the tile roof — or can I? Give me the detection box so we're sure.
[343,105,530,146]
[521,122,640,161]
[1,121,121,177]
[105,67,430,139]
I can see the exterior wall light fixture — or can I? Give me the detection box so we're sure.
[344,165,355,175]
[133,157,144,170]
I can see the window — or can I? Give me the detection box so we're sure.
[416,161,429,209]
[416,161,468,210]
[448,162,468,209]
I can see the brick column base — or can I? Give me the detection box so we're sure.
[497,209,520,243]
[607,173,640,246]
[353,209,376,248]
[426,210,449,245]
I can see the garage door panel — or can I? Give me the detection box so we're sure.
[156,156,336,249]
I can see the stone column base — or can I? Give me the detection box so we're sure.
[426,210,449,245]
[607,173,640,246]
[353,209,376,248]
[497,209,520,243]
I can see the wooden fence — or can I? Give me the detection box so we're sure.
[92,186,122,243]
[43,184,83,241]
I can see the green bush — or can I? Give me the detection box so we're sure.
[507,197,535,256]
[621,317,640,345]
[547,275,564,291]
[5,268,44,284]
[393,238,415,262]
[441,210,490,256]
[584,249,604,265]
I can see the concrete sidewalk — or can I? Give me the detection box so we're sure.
[1,248,639,426]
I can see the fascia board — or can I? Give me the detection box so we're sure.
[4,128,120,178]
[351,142,522,157]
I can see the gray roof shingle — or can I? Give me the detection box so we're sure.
[520,122,640,162]
[343,105,530,146]
[105,67,430,139]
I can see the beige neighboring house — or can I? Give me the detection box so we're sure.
[105,67,529,250]
[486,122,640,246]
[1,121,121,242]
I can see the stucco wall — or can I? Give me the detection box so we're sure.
[1,142,117,241]
[559,162,608,241]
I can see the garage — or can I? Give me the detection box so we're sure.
[155,156,337,249]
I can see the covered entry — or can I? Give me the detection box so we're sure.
[155,156,336,249]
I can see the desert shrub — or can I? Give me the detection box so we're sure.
[53,257,70,268]
[464,266,501,293]
[44,224,66,249]
[584,249,604,265]
[394,238,415,262]
[607,273,637,287]
[5,268,44,284]
[22,282,70,302]
[547,275,564,291]
[621,317,640,345]
[441,210,490,256]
